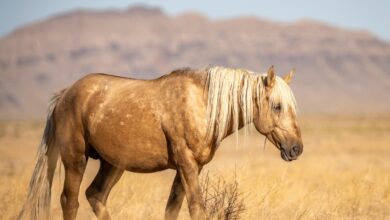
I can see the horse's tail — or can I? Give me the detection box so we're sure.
[18,89,66,220]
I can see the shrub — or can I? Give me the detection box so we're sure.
[201,172,245,220]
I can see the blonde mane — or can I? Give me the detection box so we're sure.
[205,66,297,144]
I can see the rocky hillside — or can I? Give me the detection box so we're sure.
[1,5,389,119]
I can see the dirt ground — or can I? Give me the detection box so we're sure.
[0,115,389,220]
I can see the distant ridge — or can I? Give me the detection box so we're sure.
[0,5,389,119]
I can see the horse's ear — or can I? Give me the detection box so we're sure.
[266,65,276,88]
[284,68,295,84]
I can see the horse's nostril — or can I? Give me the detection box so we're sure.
[292,145,300,155]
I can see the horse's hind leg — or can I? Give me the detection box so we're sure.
[59,131,88,220]
[86,158,124,220]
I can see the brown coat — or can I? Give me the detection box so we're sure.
[19,66,303,220]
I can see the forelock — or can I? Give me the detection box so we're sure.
[266,75,297,115]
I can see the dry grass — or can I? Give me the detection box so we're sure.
[0,115,390,220]
[201,171,245,220]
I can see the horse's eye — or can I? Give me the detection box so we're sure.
[273,103,282,112]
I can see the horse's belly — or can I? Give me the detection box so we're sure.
[91,135,171,172]
[88,119,171,172]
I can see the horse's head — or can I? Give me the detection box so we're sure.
[253,66,303,161]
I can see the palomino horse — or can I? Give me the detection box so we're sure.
[19,66,303,220]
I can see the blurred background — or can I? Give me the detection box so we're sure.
[1,0,390,119]
[0,1,389,219]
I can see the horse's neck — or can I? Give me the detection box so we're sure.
[201,71,260,145]
[222,110,250,139]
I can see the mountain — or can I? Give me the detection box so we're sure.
[1,5,389,119]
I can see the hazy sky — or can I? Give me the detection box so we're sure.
[0,0,389,40]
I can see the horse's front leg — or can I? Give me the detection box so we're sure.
[164,173,185,220]
[165,167,203,220]
[174,148,206,220]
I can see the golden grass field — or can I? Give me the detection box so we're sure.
[0,115,389,220]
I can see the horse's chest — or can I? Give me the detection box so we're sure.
[193,144,217,165]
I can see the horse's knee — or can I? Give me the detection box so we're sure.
[188,202,205,212]
[188,203,206,220]
[186,198,206,219]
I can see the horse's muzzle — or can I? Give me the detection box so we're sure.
[280,143,303,161]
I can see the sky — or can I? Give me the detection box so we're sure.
[0,0,389,40]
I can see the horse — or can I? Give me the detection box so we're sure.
[18,65,303,220]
